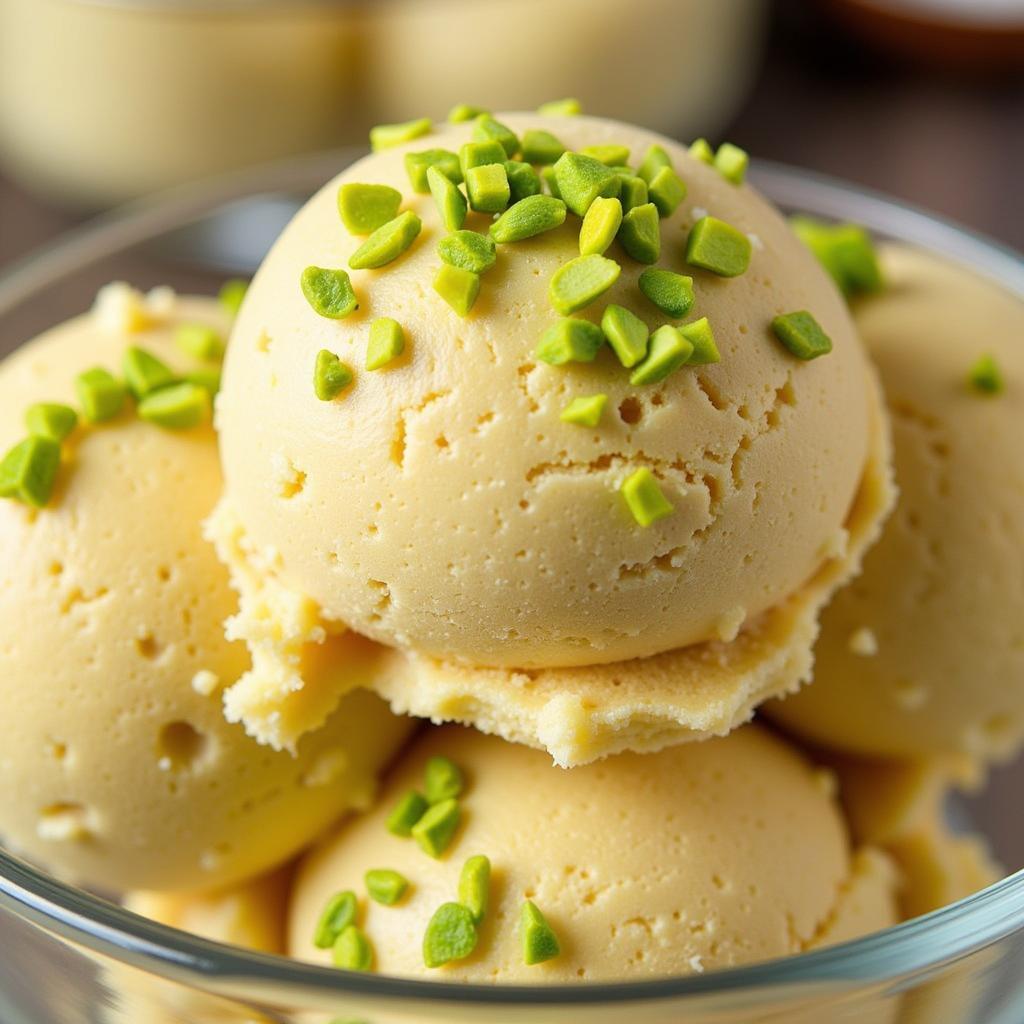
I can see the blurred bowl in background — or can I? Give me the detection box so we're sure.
[0,0,766,210]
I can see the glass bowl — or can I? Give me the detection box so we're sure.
[1,156,1023,1024]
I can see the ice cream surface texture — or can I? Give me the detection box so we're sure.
[0,290,411,891]
[289,725,897,980]
[215,112,893,763]
[771,245,1024,761]
[218,113,876,670]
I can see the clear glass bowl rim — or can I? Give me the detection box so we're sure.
[1,151,1023,1012]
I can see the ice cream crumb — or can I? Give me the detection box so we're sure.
[893,679,928,710]
[848,627,879,657]
[144,285,177,320]
[821,528,850,561]
[714,606,746,643]
[688,954,705,974]
[690,206,709,221]
[301,748,350,788]
[191,669,221,697]
[37,803,93,842]
[747,232,764,251]
[92,282,175,335]
[812,767,838,799]
[157,756,173,772]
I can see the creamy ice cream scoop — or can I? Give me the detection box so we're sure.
[288,724,897,981]
[0,289,412,892]
[217,113,877,672]
[770,245,1024,762]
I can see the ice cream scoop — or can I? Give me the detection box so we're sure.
[288,724,897,980]
[0,288,412,892]
[770,245,1024,762]
[213,112,893,762]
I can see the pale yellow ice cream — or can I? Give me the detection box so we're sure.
[0,288,412,892]
[215,113,893,763]
[288,725,898,981]
[770,245,1024,761]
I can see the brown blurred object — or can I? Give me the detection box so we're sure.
[828,0,1024,71]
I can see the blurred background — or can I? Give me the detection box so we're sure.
[0,0,1021,272]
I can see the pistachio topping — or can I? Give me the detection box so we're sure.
[472,114,521,159]
[123,345,176,399]
[681,317,721,365]
[366,318,406,371]
[458,855,491,924]
[25,403,77,443]
[536,318,605,365]
[520,900,561,965]
[365,869,410,906]
[636,143,672,184]
[579,197,623,256]
[618,203,661,264]
[647,166,687,218]
[491,195,567,244]
[521,128,566,165]
[405,149,462,193]
[686,216,752,278]
[688,138,715,165]
[137,382,209,430]
[969,353,1005,395]
[560,393,608,427]
[537,97,582,117]
[217,278,249,316]
[791,217,883,297]
[448,103,488,124]
[771,311,833,360]
[630,324,693,385]
[553,152,620,217]
[313,350,355,401]
[349,211,422,271]
[638,268,695,318]
[621,467,674,527]
[411,797,461,858]
[337,183,403,235]
[423,901,478,968]
[439,230,497,274]
[427,165,468,233]
[175,323,225,361]
[301,266,359,319]
[386,790,428,837]
[433,265,481,317]
[601,304,650,368]
[505,160,543,204]
[0,436,60,508]
[370,116,432,152]
[75,368,126,423]
[549,254,621,315]
[465,163,511,214]
[313,890,358,949]
[619,175,649,213]
[333,925,374,972]
[714,142,749,185]
[580,143,631,167]
[459,139,506,177]
[424,755,465,804]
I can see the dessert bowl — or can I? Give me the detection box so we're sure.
[0,154,1023,1024]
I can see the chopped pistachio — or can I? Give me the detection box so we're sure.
[537,97,582,116]
[473,114,520,158]
[541,166,562,200]
[648,166,686,218]
[630,325,694,385]
[423,902,478,968]
[424,755,464,804]
[602,304,650,368]
[218,278,249,316]
[439,230,497,274]
[505,160,542,204]
[314,350,355,401]
[314,890,358,949]
[411,797,461,858]
[448,103,488,123]
[301,266,359,319]
[365,869,409,906]
[520,900,560,965]
[405,149,462,193]
[333,925,374,972]
[137,382,209,429]
[521,129,566,165]
[386,790,428,837]
[682,317,721,365]
[75,368,126,423]
[366,318,406,371]
[337,183,403,235]
[619,175,649,213]
[349,211,422,270]
[969,353,1005,395]
[0,436,60,508]
[790,217,883,297]
[25,403,77,443]
[552,152,621,217]
[433,265,481,317]
[186,366,222,396]
[458,855,491,923]
[369,116,431,151]
[688,138,715,165]
[714,142,749,185]
[771,311,833,360]
[622,467,675,527]
[491,195,566,243]
[686,216,752,277]
[175,323,225,361]
[466,163,510,213]
[536,318,605,365]
[638,268,695,319]
[636,144,672,184]
[617,203,661,264]
[579,197,622,257]
[580,143,631,167]
[459,140,507,178]
[549,254,621,315]
[427,165,468,233]
[560,393,607,427]
[123,345,176,398]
